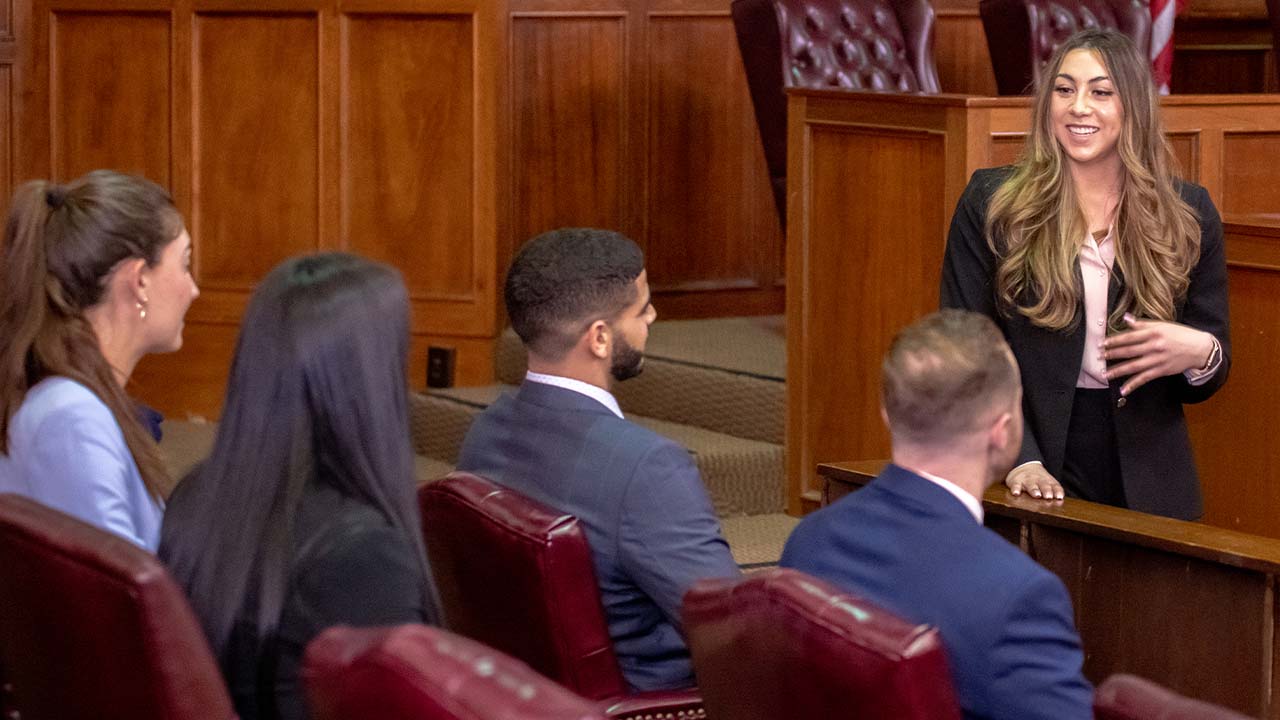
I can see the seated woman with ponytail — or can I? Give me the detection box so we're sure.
[0,170,199,550]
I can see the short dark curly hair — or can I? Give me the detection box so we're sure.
[504,228,645,359]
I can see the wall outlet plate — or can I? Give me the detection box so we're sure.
[427,346,456,388]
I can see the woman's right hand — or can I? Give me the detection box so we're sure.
[1005,463,1065,501]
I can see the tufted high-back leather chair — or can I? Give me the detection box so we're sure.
[1094,674,1253,720]
[0,493,236,720]
[979,0,1151,95]
[417,473,704,720]
[731,0,940,224]
[304,624,609,720]
[683,568,961,720]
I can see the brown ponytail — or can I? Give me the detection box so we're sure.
[0,171,184,500]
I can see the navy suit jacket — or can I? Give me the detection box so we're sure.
[781,465,1092,720]
[455,380,741,692]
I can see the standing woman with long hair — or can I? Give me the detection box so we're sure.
[160,253,440,720]
[0,170,199,549]
[941,28,1228,520]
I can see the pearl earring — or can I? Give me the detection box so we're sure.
[136,301,147,320]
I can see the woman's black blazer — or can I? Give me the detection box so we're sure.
[940,167,1230,520]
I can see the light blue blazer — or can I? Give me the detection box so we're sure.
[0,377,162,550]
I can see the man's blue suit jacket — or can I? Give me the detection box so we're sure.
[780,464,1092,720]
[455,380,741,692]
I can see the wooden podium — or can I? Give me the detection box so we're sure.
[784,89,1280,538]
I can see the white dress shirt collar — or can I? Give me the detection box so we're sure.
[524,370,624,419]
[913,467,984,524]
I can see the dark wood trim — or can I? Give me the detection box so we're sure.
[820,460,1280,575]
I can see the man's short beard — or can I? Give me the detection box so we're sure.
[610,332,645,382]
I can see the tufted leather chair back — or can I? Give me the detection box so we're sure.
[684,568,961,720]
[418,473,627,701]
[0,493,236,720]
[304,624,608,720]
[731,0,939,224]
[979,0,1151,95]
[1094,674,1253,720]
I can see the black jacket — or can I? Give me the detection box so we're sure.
[940,167,1230,520]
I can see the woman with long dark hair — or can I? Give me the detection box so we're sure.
[0,170,199,549]
[159,253,440,720]
[941,28,1228,520]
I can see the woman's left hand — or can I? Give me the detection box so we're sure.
[1103,314,1215,396]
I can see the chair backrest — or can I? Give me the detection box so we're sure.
[1094,674,1253,720]
[683,567,961,720]
[417,472,627,701]
[979,0,1151,95]
[304,624,608,720]
[0,493,235,720]
[731,0,940,223]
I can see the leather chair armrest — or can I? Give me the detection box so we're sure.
[601,688,705,719]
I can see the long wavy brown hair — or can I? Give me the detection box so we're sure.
[986,29,1201,332]
[0,171,182,500]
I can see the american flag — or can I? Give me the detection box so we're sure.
[1150,0,1187,94]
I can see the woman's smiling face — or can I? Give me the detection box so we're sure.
[1051,48,1124,173]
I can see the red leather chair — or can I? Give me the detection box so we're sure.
[683,567,961,720]
[417,473,704,720]
[979,0,1152,95]
[1094,674,1253,720]
[304,624,608,720]
[0,493,235,720]
[731,0,940,224]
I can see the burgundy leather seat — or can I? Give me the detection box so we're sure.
[731,0,940,223]
[683,567,961,720]
[979,0,1151,95]
[1094,674,1253,720]
[0,493,235,720]
[417,472,703,720]
[304,624,608,720]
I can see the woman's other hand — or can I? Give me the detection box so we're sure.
[1103,314,1216,396]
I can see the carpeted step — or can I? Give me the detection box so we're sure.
[493,319,785,445]
[420,385,785,517]
[160,419,453,486]
[720,513,799,569]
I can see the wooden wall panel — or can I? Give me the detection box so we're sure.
[1188,222,1280,535]
[989,134,1023,167]
[789,122,946,506]
[1168,133,1199,182]
[50,12,170,183]
[933,9,996,95]
[1222,132,1280,216]
[646,14,781,293]
[1035,527,1271,713]
[342,14,475,303]
[0,65,10,204]
[511,15,626,244]
[192,13,319,290]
